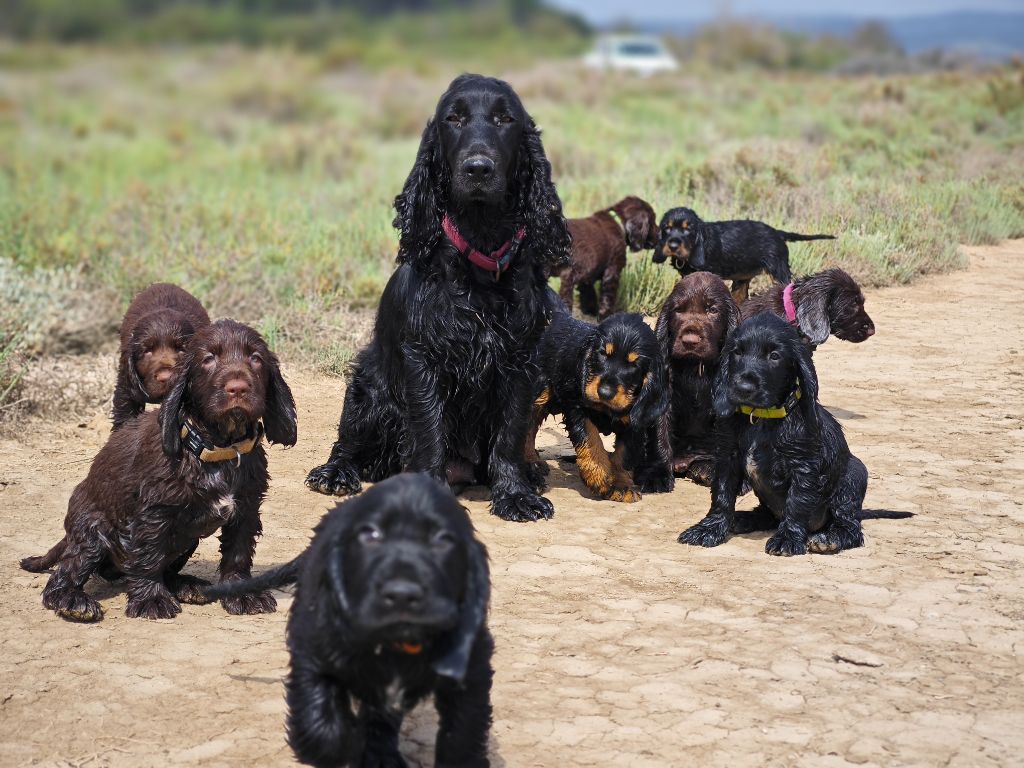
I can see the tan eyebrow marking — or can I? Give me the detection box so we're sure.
[605,343,615,356]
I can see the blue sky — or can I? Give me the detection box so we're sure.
[548,0,1024,23]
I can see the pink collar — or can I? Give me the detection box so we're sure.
[782,283,798,324]
[442,214,525,279]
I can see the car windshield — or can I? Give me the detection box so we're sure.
[617,42,662,57]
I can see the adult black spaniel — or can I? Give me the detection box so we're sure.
[306,74,571,522]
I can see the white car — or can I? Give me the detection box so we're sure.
[582,35,680,76]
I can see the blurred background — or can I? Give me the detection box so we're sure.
[1,0,1022,424]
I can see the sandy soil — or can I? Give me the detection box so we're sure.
[2,240,1023,768]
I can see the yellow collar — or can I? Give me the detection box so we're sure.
[737,388,801,421]
[180,419,263,464]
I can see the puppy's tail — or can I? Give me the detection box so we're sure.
[857,509,914,521]
[20,537,68,572]
[779,230,836,242]
[203,555,305,600]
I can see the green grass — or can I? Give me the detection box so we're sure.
[1,48,1022,373]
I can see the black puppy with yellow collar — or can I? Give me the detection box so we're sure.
[679,313,868,555]
[525,310,673,502]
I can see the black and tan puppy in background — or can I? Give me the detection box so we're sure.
[679,314,868,556]
[205,473,493,768]
[525,311,673,502]
[653,206,835,303]
[21,320,297,621]
[113,282,210,429]
[655,272,740,487]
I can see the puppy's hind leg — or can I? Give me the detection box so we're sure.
[808,457,867,554]
[577,282,599,316]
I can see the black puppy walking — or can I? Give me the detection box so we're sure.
[205,474,492,768]
[305,74,570,523]
[654,207,835,303]
[525,311,673,502]
[679,314,867,556]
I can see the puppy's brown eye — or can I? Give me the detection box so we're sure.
[358,525,383,545]
[432,530,456,548]
[250,353,263,368]
[445,113,462,125]
[202,353,215,368]
[707,306,719,314]
[768,351,782,362]
[493,113,514,125]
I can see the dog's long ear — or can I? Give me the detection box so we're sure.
[654,289,675,357]
[123,340,149,402]
[795,281,832,345]
[712,334,736,419]
[514,119,571,273]
[434,537,490,682]
[723,291,741,338]
[159,354,191,457]
[393,119,446,269]
[325,534,351,617]
[630,344,669,428]
[624,209,654,253]
[793,337,820,434]
[690,226,707,271]
[263,350,298,447]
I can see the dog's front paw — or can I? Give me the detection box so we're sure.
[306,462,362,497]
[126,591,181,620]
[492,492,554,522]
[635,466,674,494]
[678,514,731,547]
[222,589,277,615]
[45,588,104,623]
[168,573,212,604]
[604,484,642,503]
[765,528,808,557]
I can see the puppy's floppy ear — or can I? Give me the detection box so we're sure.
[514,119,571,273]
[624,211,653,253]
[792,337,820,434]
[630,344,669,428]
[712,334,737,419]
[434,536,489,682]
[689,226,707,271]
[723,291,741,338]
[654,289,675,356]
[159,354,191,457]
[325,533,351,617]
[123,338,149,402]
[394,118,447,269]
[263,350,298,446]
[795,284,832,345]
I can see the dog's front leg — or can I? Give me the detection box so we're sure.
[287,659,362,768]
[217,491,276,614]
[678,425,742,547]
[434,631,494,768]
[402,348,446,481]
[765,470,824,557]
[489,372,554,522]
[123,508,182,620]
[632,416,674,494]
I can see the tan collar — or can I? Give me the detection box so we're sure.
[180,419,263,465]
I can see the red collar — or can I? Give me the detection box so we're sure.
[782,283,797,324]
[442,214,525,279]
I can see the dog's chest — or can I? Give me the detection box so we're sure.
[742,431,786,515]
[184,464,240,533]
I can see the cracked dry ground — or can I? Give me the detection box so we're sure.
[2,240,1023,768]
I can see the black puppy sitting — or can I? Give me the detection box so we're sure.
[524,311,673,502]
[653,207,835,303]
[204,473,492,768]
[679,314,867,556]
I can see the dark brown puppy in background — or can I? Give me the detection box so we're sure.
[655,272,740,487]
[740,268,875,348]
[557,196,658,319]
[113,282,210,430]
[21,319,297,622]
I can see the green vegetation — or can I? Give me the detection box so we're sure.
[0,46,1022,398]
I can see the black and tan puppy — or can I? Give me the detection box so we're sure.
[113,282,210,430]
[679,314,867,556]
[741,268,875,347]
[21,320,297,621]
[525,311,673,502]
[205,474,492,768]
[655,272,740,487]
[653,207,835,303]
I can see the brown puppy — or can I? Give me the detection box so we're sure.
[741,268,875,347]
[113,283,210,430]
[21,320,297,622]
[558,196,658,319]
[655,272,740,486]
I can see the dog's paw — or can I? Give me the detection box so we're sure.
[45,588,104,623]
[635,466,674,494]
[492,492,554,522]
[807,524,864,554]
[678,515,731,547]
[684,460,715,488]
[168,573,212,604]
[765,529,808,557]
[126,591,181,620]
[305,462,362,497]
[222,589,277,615]
[604,484,642,503]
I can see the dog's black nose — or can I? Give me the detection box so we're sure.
[597,381,617,401]
[733,377,758,399]
[380,579,424,611]
[666,238,681,251]
[462,156,494,179]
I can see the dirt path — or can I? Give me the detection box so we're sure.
[2,241,1023,768]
